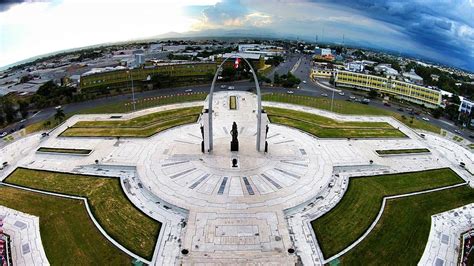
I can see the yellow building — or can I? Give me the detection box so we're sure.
[80,62,216,90]
[310,68,334,78]
[335,70,441,108]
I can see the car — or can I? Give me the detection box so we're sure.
[469,135,474,139]
[349,96,356,100]
[454,129,461,134]
[338,92,345,96]
[185,89,193,92]
[397,108,404,112]
[362,98,370,104]
[383,102,391,107]
[421,117,430,121]
[55,105,62,110]
[228,86,235,90]
[302,80,307,84]
[0,132,7,137]
[297,86,300,89]
[220,85,226,89]
[287,90,294,94]
[321,93,328,97]
[460,162,466,168]
[20,119,26,123]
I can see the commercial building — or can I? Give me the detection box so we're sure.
[402,69,423,85]
[459,98,474,128]
[335,70,442,108]
[345,61,364,72]
[80,62,216,90]
[374,64,399,79]
[314,47,332,56]
[218,53,265,70]
[237,44,284,57]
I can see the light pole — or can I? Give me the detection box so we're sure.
[127,70,136,111]
[331,89,335,112]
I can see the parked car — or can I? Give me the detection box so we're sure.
[0,132,7,137]
[321,93,328,97]
[349,96,356,100]
[421,117,430,121]
[185,89,193,92]
[384,102,391,107]
[228,86,235,90]
[55,105,62,110]
[338,92,345,96]
[220,84,226,89]
[454,129,461,134]
[287,90,294,94]
[362,98,370,104]
[302,80,307,84]
[397,108,404,112]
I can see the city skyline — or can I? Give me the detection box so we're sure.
[0,0,473,72]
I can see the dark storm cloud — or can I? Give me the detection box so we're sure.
[0,0,48,12]
[314,0,474,69]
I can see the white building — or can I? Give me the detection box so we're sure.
[459,98,474,115]
[402,69,423,85]
[374,63,399,79]
[314,47,332,56]
[345,61,364,72]
[237,44,284,57]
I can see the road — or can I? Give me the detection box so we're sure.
[1,54,472,139]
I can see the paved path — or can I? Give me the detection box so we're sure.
[0,91,472,264]
[419,203,474,266]
[0,206,49,266]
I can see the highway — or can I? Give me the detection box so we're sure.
[1,54,472,139]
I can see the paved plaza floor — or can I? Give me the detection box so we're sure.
[0,91,472,265]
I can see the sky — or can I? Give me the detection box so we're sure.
[0,0,473,72]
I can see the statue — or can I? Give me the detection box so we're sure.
[230,121,239,151]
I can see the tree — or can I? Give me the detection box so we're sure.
[1,98,15,123]
[54,108,65,123]
[431,107,444,119]
[368,89,378,99]
[18,100,29,119]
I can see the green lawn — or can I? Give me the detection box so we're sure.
[266,107,405,138]
[375,148,430,155]
[26,93,207,134]
[5,168,160,260]
[339,185,474,265]
[312,168,464,259]
[37,147,92,155]
[229,96,237,110]
[262,93,441,133]
[0,185,132,265]
[61,106,202,137]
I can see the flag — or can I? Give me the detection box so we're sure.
[234,58,241,69]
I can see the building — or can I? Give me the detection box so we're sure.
[335,70,442,108]
[345,61,364,72]
[314,47,332,56]
[402,69,423,85]
[459,98,473,115]
[310,63,334,78]
[80,62,216,91]
[237,44,284,57]
[134,53,145,67]
[374,64,399,79]
[459,98,474,128]
[219,53,265,70]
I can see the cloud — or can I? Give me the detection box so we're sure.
[190,0,272,29]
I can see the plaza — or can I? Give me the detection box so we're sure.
[0,90,473,265]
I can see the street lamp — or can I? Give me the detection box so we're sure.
[127,70,136,111]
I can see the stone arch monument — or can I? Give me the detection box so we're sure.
[201,54,268,153]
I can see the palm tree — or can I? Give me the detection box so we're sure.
[54,108,65,122]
